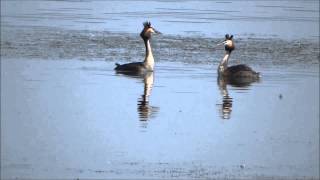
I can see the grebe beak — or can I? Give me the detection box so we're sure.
[216,40,227,46]
[212,40,227,49]
[153,29,161,34]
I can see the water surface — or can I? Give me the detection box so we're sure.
[1,59,319,179]
[1,0,319,179]
[1,0,319,39]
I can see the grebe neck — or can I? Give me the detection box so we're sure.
[144,39,154,71]
[218,51,231,74]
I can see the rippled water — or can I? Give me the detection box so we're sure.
[2,26,319,67]
[1,0,319,38]
[1,0,319,179]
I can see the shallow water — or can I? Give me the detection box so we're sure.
[1,59,319,179]
[1,0,320,179]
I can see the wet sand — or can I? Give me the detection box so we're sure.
[1,0,319,179]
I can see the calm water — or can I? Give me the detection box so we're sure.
[1,0,319,179]
[1,0,319,39]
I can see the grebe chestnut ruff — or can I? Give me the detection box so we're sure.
[115,21,160,74]
[217,34,260,80]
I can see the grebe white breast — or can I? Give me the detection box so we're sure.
[115,21,160,74]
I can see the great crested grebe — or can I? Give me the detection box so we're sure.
[217,34,260,81]
[115,21,160,74]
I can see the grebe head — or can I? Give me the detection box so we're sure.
[224,34,235,53]
[140,21,160,40]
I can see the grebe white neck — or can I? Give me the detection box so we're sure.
[218,51,231,74]
[144,39,154,71]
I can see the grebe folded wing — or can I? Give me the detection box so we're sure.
[114,62,145,71]
[227,64,253,73]
[226,64,259,77]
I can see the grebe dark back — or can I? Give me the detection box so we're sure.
[217,34,260,81]
[115,21,160,74]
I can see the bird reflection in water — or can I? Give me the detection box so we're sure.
[218,78,233,119]
[115,71,159,124]
[137,72,159,122]
[217,76,260,120]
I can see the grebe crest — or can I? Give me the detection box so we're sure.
[217,34,260,83]
[115,21,160,74]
